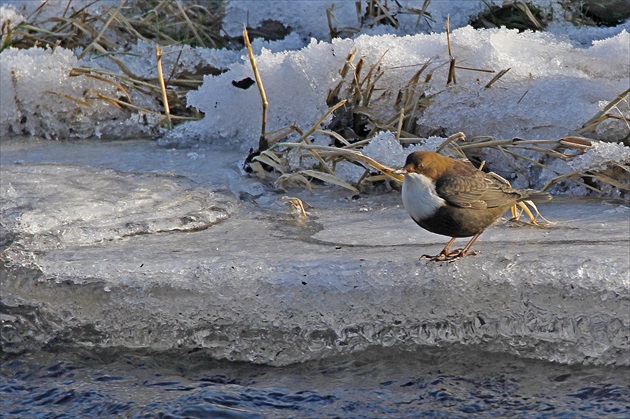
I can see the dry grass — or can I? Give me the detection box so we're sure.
[4,0,225,51]
[572,88,630,138]
[470,1,550,31]
[326,0,435,39]
[561,0,630,27]
[242,18,629,201]
[2,0,226,129]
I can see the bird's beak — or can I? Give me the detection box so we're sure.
[382,168,405,183]
[387,169,405,183]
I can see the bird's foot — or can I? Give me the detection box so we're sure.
[421,248,478,262]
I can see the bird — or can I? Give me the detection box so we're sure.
[398,151,552,261]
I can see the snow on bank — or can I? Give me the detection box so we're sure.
[173,28,629,148]
[0,46,157,139]
[0,2,305,140]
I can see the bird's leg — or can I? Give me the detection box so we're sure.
[422,233,482,262]
[450,232,482,259]
[421,237,458,261]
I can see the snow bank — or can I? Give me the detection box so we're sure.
[173,28,629,150]
[222,0,482,40]
[0,46,153,139]
[1,0,628,178]
[223,0,630,45]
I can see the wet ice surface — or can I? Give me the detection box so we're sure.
[1,164,237,249]
[1,138,628,370]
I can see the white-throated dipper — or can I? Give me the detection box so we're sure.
[399,151,552,261]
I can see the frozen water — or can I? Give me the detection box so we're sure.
[1,139,628,367]
[1,164,238,250]
[568,141,630,171]
[1,0,628,370]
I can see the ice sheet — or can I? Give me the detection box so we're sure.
[1,164,238,250]
[1,141,628,367]
[1,0,628,366]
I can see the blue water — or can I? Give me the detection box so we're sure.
[1,346,628,418]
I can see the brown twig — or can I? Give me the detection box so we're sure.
[445,15,456,85]
[243,25,269,152]
[155,45,172,129]
[485,68,511,88]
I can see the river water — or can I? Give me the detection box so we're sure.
[2,346,628,418]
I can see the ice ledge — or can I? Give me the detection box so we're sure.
[1,163,628,366]
[1,164,238,250]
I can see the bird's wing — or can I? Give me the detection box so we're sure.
[435,172,518,209]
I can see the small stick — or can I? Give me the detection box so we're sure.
[294,99,348,144]
[271,142,403,182]
[155,45,172,129]
[243,26,269,151]
[559,136,593,150]
[78,0,126,59]
[485,68,511,89]
[396,107,405,141]
[45,91,92,107]
[95,92,156,114]
[326,5,338,39]
[435,132,466,153]
[455,65,495,73]
[415,0,432,26]
[373,0,399,27]
[572,87,630,135]
[445,15,456,85]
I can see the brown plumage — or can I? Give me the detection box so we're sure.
[400,151,551,261]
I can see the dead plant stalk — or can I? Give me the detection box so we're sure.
[155,45,172,129]
[243,26,269,152]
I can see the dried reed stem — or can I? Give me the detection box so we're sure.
[573,88,630,136]
[155,45,172,129]
[485,68,511,88]
[78,0,126,59]
[243,26,269,152]
[445,15,456,85]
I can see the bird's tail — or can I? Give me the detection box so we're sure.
[520,190,552,202]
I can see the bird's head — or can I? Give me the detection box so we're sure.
[397,151,455,181]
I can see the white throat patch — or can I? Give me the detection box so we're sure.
[402,172,446,222]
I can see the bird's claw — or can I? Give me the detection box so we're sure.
[420,248,478,262]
